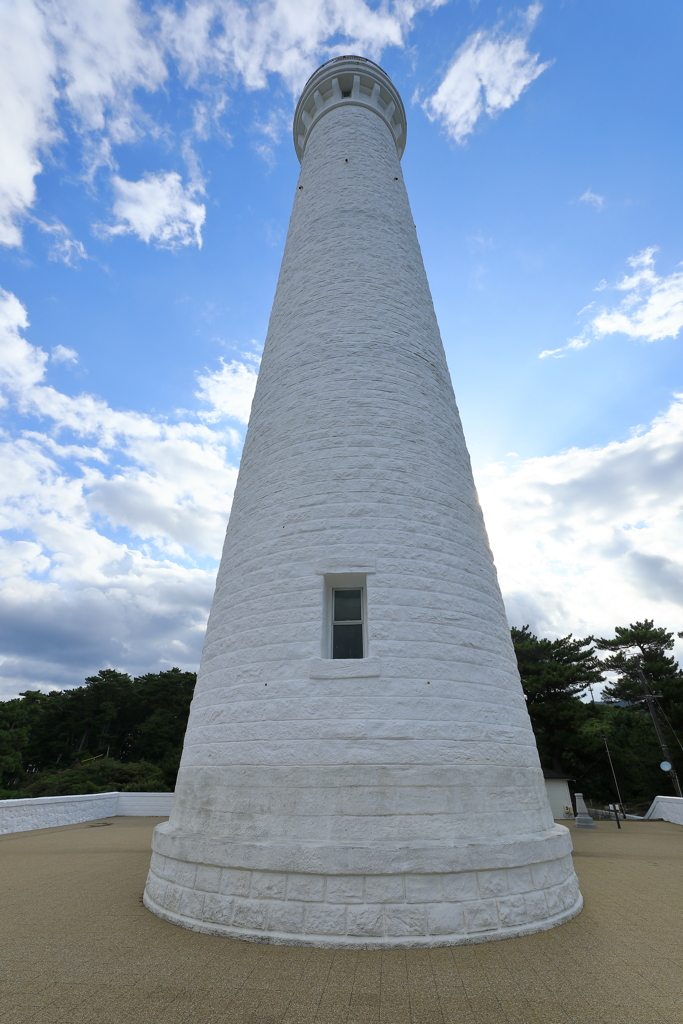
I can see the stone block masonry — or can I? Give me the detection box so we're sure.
[144,832,580,947]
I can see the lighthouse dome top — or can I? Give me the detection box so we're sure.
[293,55,407,162]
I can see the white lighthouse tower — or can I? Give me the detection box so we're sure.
[144,56,582,947]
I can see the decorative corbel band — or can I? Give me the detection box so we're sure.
[293,55,407,162]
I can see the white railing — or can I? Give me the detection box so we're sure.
[0,791,174,835]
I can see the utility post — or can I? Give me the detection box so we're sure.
[636,665,683,798]
[602,735,625,826]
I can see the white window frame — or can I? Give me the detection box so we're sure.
[322,572,367,659]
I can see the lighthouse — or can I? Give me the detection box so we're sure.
[143,56,582,947]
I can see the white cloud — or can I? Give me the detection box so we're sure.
[46,0,166,136]
[51,345,78,364]
[0,288,259,697]
[578,188,604,211]
[476,395,683,648]
[540,248,683,358]
[0,288,47,394]
[196,357,259,424]
[99,171,206,249]
[160,0,439,94]
[0,540,50,580]
[0,0,59,247]
[0,0,442,247]
[423,3,550,143]
[593,248,683,342]
[0,0,166,247]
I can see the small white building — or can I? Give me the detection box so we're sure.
[543,771,575,819]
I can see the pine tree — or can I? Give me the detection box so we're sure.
[595,620,683,730]
[594,620,683,788]
[511,626,604,774]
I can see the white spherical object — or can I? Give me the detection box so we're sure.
[143,56,582,947]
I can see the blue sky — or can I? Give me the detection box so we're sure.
[1,0,682,698]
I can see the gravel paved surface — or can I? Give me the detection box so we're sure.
[1,816,681,1024]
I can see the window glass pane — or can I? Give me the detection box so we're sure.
[334,589,362,622]
[333,623,363,659]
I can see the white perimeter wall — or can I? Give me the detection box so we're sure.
[645,796,683,825]
[0,792,174,835]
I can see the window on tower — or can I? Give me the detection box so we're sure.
[332,588,364,659]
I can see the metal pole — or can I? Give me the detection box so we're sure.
[635,666,683,798]
[602,735,624,827]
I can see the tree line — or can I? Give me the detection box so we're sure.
[1,620,681,807]
[0,668,196,798]
[514,619,683,809]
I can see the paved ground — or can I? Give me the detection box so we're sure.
[0,817,681,1024]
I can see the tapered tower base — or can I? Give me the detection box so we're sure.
[144,823,581,947]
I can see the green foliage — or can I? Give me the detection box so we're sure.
[593,619,683,791]
[0,717,29,782]
[595,620,683,726]
[576,705,665,807]
[20,758,167,797]
[0,667,196,796]
[511,626,603,773]
[511,623,682,806]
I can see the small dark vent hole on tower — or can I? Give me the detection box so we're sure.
[345,158,348,162]
[341,90,351,98]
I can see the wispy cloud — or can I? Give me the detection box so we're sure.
[34,218,88,265]
[98,171,206,249]
[578,188,604,210]
[252,107,291,164]
[541,248,683,358]
[423,4,551,143]
[593,248,683,341]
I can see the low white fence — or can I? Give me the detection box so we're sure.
[644,795,683,825]
[0,791,174,835]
